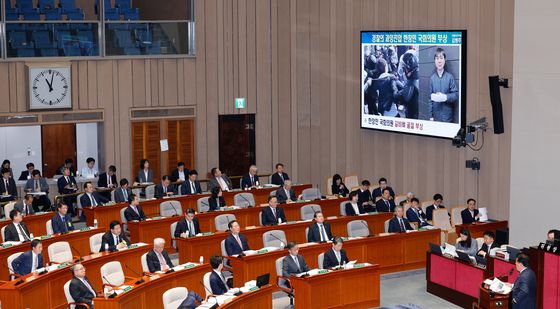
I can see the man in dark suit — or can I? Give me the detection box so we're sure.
[406,198,430,227]
[209,255,230,295]
[355,180,375,212]
[224,220,250,256]
[508,253,536,309]
[276,180,298,204]
[261,196,287,225]
[180,170,203,195]
[170,162,189,183]
[388,206,414,233]
[124,193,146,221]
[376,188,396,213]
[97,165,118,200]
[12,239,43,276]
[56,158,76,176]
[271,163,290,186]
[69,263,97,309]
[80,182,109,209]
[58,167,78,215]
[0,168,17,201]
[18,162,35,181]
[146,238,174,272]
[322,237,350,269]
[477,231,499,258]
[208,168,233,192]
[461,198,480,224]
[51,203,74,234]
[4,209,31,242]
[371,177,395,200]
[114,178,132,203]
[14,194,35,216]
[241,165,260,189]
[282,242,310,277]
[307,211,333,242]
[24,170,51,211]
[175,208,201,238]
[426,193,447,221]
[99,221,131,252]
[155,175,175,198]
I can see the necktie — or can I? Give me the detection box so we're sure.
[190,181,196,194]
[319,224,328,241]
[399,218,406,232]
[416,209,424,223]
[220,272,227,287]
[280,173,284,181]
[164,186,167,194]
[133,206,139,216]
[17,224,29,241]
[35,180,39,191]
[188,221,194,236]
[62,216,68,232]
[235,235,243,250]
[108,175,112,186]
[250,176,254,186]
[293,255,301,272]
[65,176,69,184]
[82,278,96,296]
[4,179,8,194]
[335,250,341,264]
[31,254,37,272]
[271,207,277,220]
[114,235,119,246]
[157,252,168,267]
[385,200,389,211]
[123,189,128,200]
[90,194,97,206]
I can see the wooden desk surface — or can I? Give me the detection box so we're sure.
[216,284,274,309]
[290,265,380,308]
[454,220,508,238]
[0,211,55,237]
[0,243,150,309]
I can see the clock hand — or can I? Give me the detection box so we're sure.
[49,73,55,92]
[45,78,53,92]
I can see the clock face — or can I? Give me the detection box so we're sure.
[29,67,72,110]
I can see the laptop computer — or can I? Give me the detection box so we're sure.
[475,254,487,267]
[456,250,472,263]
[429,243,442,255]
[506,246,520,261]
[256,273,270,288]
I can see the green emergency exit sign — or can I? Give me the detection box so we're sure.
[235,98,246,109]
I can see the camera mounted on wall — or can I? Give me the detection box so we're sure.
[452,117,488,148]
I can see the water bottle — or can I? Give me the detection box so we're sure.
[280,241,285,249]
[278,218,282,224]
[104,244,109,252]
[343,261,347,269]
[29,233,34,239]
[199,256,204,264]
[93,219,98,228]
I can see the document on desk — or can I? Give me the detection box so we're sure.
[484,278,512,294]
[443,243,458,257]
[478,207,489,222]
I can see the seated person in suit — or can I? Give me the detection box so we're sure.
[170,161,188,183]
[388,205,414,233]
[241,165,260,189]
[276,180,300,204]
[4,209,31,242]
[261,196,287,225]
[406,198,430,227]
[461,198,480,224]
[12,239,43,276]
[307,211,333,242]
[282,242,310,277]
[146,238,174,272]
[209,255,231,295]
[97,165,117,200]
[426,193,447,221]
[52,203,75,234]
[271,163,290,186]
[224,220,250,256]
[18,162,35,181]
[81,157,98,178]
[99,220,131,252]
[114,178,132,203]
[175,208,201,238]
[322,237,350,269]
[56,158,76,176]
[477,231,499,258]
[506,253,537,309]
[208,187,226,211]
[155,175,175,198]
[456,228,478,256]
[400,192,414,206]
[331,174,349,197]
[80,181,109,210]
[0,167,17,201]
[15,194,35,216]
[124,193,146,221]
[372,177,395,200]
[208,167,233,192]
[69,263,98,309]
[355,180,375,212]
[138,159,154,183]
[345,191,365,216]
[375,188,396,213]
[57,167,78,215]
[24,170,51,211]
[181,170,203,195]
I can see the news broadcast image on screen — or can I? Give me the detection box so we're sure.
[361,31,466,138]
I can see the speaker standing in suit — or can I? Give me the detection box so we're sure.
[307,211,333,242]
[506,253,536,309]
[0,167,17,201]
[275,180,298,204]
[322,237,350,269]
[271,163,290,186]
[99,221,131,252]
[18,162,35,181]
[224,220,250,256]
[69,263,98,309]
[97,165,118,200]
[241,165,260,189]
[12,239,43,276]
[51,203,75,234]
[4,209,31,242]
[461,198,480,224]
[114,178,132,203]
[388,206,414,233]
[146,238,174,272]
[14,194,35,216]
[261,196,287,225]
[181,170,203,195]
[170,161,189,183]
[282,242,310,278]
[175,208,201,238]
[345,191,365,215]
[155,175,175,199]
[124,193,146,222]
[376,188,396,213]
[209,255,231,295]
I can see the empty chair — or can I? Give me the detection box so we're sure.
[197,197,210,213]
[144,41,161,54]
[48,241,74,263]
[170,222,178,248]
[339,201,347,216]
[476,237,484,249]
[202,272,212,298]
[140,252,149,273]
[262,230,287,248]
[326,177,333,195]
[344,175,359,190]
[451,207,463,226]
[348,220,370,237]
[144,184,155,199]
[7,252,24,279]
[64,279,93,309]
[131,187,142,196]
[276,257,294,305]
[432,209,456,244]
[62,43,82,57]
[76,193,84,210]
[4,202,16,218]
[163,287,188,309]
[301,188,321,200]
[89,232,104,253]
[215,214,235,231]
[159,200,181,217]
[46,219,54,235]
[233,192,255,208]
[384,219,390,233]
[421,201,432,214]
[100,261,133,287]
[1,226,6,242]
[317,252,325,269]
[394,195,407,205]
[120,207,127,231]
[300,204,321,221]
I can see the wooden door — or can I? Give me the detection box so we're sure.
[218,114,255,179]
[41,124,77,178]
[131,121,162,182]
[166,119,195,174]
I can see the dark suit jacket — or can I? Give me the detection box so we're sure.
[356,189,375,212]
[210,271,229,295]
[18,170,32,181]
[155,183,176,199]
[376,198,396,213]
[331,184,349,196]
[388,216,413,233]
[307,222,333,242]
[208,176,233,192]
[12,250,43,275]
[146,249,174,272]
[241,174,260,189]
[69,276,96,309]
[174,218,201,237]
[323,248,349,269]
[372,186,395,200]
[97,172,117,188]
[271,172,289,186]
[512,268,536,309]
[114,187,132,203]
[51,213,75,234]
[406,207,429,227]
[224,233,250,256]
[426,204,447,221]
[80,192,109,207]
[24,178,49,193]
[261,206,286,225]
[282,254,309,277]
[124,205,146,221]
[170,168,189,183]
[276,187,296,204]
[180,180,202,195]
[461,208,479,224]
[4,222,30,242]
[99,231,131,252]
[345,202,365,216]
[477,242,499,256]
[57,175,77,194]
[208,196,225,211]
[0,177,17,199]
[137,169,153,183]
[14,201,35,216]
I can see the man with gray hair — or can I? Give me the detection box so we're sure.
[69,263,97,309]
[146,238,174,273]
[388,205,414,233]
[275,180,302,204]
[241,165,260,189]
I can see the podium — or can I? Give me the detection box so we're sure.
[474,280,510,309]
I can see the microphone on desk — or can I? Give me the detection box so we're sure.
[124,264,145,284]
[361,220,374,237]
[70,245,83,262]
[102,275,118,298]
[239,194,253,208]
[268,233,287,249]
[496,268,514,280]
[170,202,180,217]
[201,200,210,212]
[199,281,219,309]
[225,215,233,231]
[4,263,25,285]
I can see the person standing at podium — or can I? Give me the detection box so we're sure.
[282,242,310,277]
[322,237,349,269]
[124,193,146,221]
[506,253,536,309]
[175,208,201,238]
